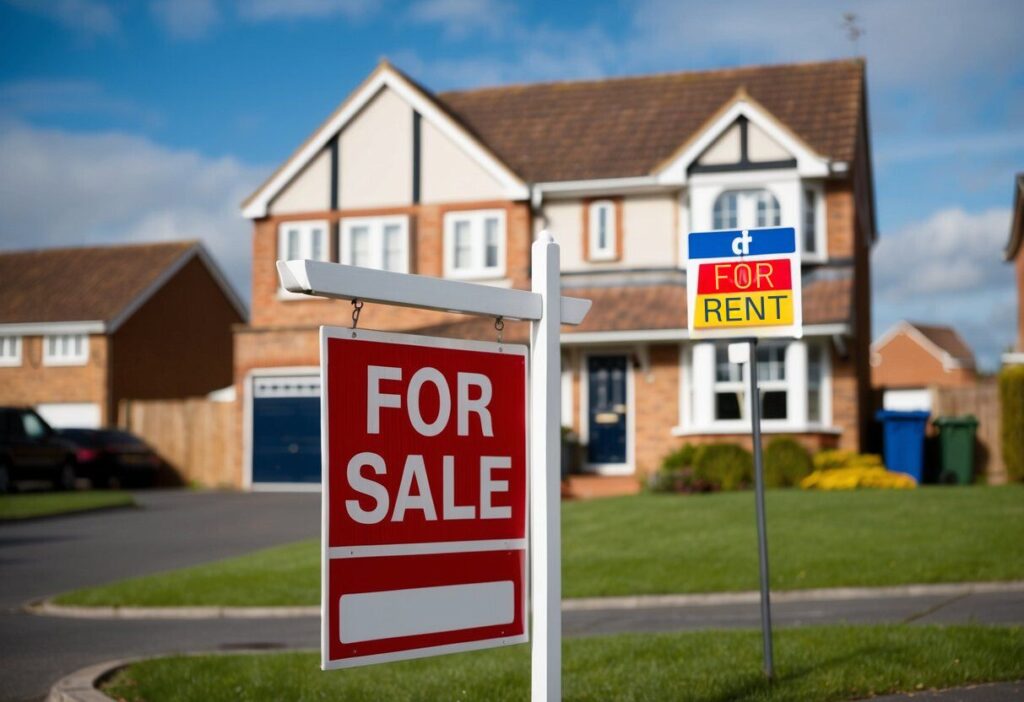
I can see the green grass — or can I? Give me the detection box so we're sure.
[0,490,133,521]
[103,625,1024,702]
[57,486,1024,607]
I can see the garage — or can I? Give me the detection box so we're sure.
[248,372,321,489]
[35,402,101,429]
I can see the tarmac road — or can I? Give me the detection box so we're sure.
[1,490,1021,702]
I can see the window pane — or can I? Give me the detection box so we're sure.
[597,206,608,249]
[803,190,817,253]
[287,229,301,260]
[383,224,403,271]
[713,192,738,229]
[22,413,45,439]
[350,226,371,267]
[807,344,823,423]
[756,191,781,227]
[310,228,324,261]
[756,344,786,381]
[454,220,473,269]
[761,390,787,420]
[715,392,743,420]
[73,335,83,356]
[484,217,499,269]
[714,344,742,382]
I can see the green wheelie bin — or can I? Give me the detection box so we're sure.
[934,415,979,485]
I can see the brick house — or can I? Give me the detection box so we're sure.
[236,58,875,491]
[871,321,977,411]
[1005,173,1024,366]
[0,241,246,428]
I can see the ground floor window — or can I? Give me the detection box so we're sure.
[683,339,831,432]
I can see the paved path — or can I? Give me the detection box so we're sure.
[2,491,1022,702]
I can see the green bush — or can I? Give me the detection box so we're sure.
[1000,365,1024,482]
[694,443,753,491]
[813,450,884,471]
[650,444,715,493]
[661,444,699,472]
[764,437,813,488]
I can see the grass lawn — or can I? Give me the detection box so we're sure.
[103,625,1024,702]
[57,485,1024,607]
[0,490,133,521]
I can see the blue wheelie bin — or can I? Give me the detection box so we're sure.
[875,410,930,483]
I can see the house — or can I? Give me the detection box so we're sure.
[236,58,875,491]
[0,241,246,428]
[1005,173,1024,366]
[871,321,977,411]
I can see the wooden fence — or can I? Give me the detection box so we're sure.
[119,398,239,488]
[931,379,1004,484]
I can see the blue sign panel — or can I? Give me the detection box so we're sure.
[688,227,796,259]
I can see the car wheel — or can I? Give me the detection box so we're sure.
[57,461,77,491]
[0,463,11,494]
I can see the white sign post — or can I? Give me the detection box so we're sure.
[278,232,588,700]
[685,226,803,680]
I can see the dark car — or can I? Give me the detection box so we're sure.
[0,407,78,492]
[58,428,161,489]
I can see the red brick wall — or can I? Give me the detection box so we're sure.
[0,335,110,422]
[871,332,976,389]
[633,344,681,475]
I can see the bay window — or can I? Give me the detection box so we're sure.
[712,189,781,230]
[443,210,506,279]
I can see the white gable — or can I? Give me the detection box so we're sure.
[340,87,414,208]
[268,145,331,215]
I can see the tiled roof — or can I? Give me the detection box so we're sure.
[407,271,853,343]
[0,241,197,325]
[438,59,864,183]
[908,322,975,365]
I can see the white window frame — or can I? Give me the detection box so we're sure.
[675,339,835,435]
[712,189,781,230]
[588,200,617,261]
[801,181,827,262]
[278,220,330,299]
[0,335,21,367]
[339,215,410,274]
[43,333,89,366]
[443,209,507,280]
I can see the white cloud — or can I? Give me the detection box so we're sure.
[150,0,220,39]
[0,79,162,127]
[236,0,374,21]
[3,0,119,37]
[873,207,1016,369]
[407,0,514,39]
[0,122,266,307]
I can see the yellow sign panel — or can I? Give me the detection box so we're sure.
[695,290,794,329]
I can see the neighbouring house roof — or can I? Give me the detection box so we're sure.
[1007,173,1024,260]
[0,241,247,332]
[407,269,854,343]
[437,59,864,183]
[872,321,976,370]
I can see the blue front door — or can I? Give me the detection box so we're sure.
[587,355,628,465]
[251,374,321,485]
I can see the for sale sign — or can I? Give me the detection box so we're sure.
[686,227,802,339]
[320,327,528,670]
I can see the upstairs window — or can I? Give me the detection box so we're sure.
[340,216,409,273]
[444,210,506,280]
[44,333,88,366]
[278,220,329,263]
[588,200,617,261]
[0,336,21,366]
[713,189,781,230]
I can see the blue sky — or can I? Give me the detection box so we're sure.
[0,0,1022,368]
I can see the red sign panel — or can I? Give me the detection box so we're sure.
[321,327,528,670]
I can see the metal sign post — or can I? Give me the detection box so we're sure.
[746,337,774,679]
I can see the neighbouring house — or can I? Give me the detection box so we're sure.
[0,241,246,428]
[871,321,977,411]
[236,58,876,491]
[1005,173,1024,366]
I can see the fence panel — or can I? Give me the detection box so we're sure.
[932,380,1004,484]
[119,398,238,488]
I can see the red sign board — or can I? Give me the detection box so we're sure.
[320,327,528,669]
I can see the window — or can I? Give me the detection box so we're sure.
[340,216,409,273]
[712,189,781,230]
[278,220,329,263]
[444,210,506,279]
[0,336,21,366]
[43,334,88,366]
[756,343,788,420]
[807,343,824,424]
[803,189,818,255]
[588,200,617,260]
[713,344,745,420]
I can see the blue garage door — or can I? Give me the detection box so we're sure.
[252,374,321,485]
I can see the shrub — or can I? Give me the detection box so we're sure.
[801,466,916,490]
[764,437,813,488]
[1000,366,1024,482]
[694,443,753,491]
[661,444,699,472]
[650,444,715,493]
[813,450,883,471]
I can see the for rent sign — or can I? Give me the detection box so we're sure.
[686,227,802,339]
[320,327,528,669]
